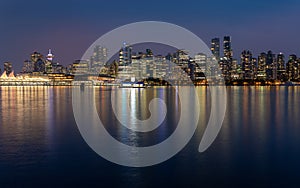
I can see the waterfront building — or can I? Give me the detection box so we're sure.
[119,43,132,66]
[22,60,34,73]
[175,50,189,65]
[286,55,298,81]
[277,53,286,81]
[4,62,13,76]
[219,57,231,81]
[90,46,108,73]
[241,50,255,80]
[194,53,207,74]
[257,53,267,80]
[211,38,220,60]
[266,50,276,80]
[30,52,46,73]
[223,36,233,59]
[230,59,239,80]
[71,60,89,75]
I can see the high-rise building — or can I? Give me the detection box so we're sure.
[194,53,207,71]
[31,52,46,73]
[257,52,267,80]
[286,55,298,81]
[71,60,89,75]
[219,58,231,80]
[4,62,13,75]
[91,46,108,71]
[277,53,285,81]
[223,36,233,59]
[241,50,255,80]
[22,60,34,73]
[31,52,43,63]
[230,59,238,79]
[219,36,233,81]
[175,50,189,64]
[266,50,276,80]
[119,43,132,66]
[211,38,220,60]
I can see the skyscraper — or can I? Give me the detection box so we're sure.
[211,38,220,60]
[91,46,108,67]
[31,52,46,73]
[219,58,231,80]
[257,53,267,80]
[286,55,298,81]
[277,53,285,81]
[175,50,189,64]
[90,46,108,73]
[223,36,233,59]
[22,60,34,73]
[241,50,255,80]
[266,50,276,80]
[4,62,12,75]
[119,43,132,66]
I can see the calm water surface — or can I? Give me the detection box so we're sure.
[0,86,300,187]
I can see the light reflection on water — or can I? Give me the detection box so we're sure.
[0,86,300,187]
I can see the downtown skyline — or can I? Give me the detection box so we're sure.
[2,37,300,86]
[1,0,300,72]
[1,36,300,74]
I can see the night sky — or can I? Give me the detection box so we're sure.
[1,0,300,72]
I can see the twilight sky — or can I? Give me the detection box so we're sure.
[1,0,300,72]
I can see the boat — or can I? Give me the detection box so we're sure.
[119,81,146,88]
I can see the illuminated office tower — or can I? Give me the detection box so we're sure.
[230,59,239,79]
[31,52,46,73]
[153,55,166,79]
[91,46,108,72]
[22,60,34,73]
[286,55,298,81]
[71,60,89,75]
[193,53,207,80]
[119,43,132,66]
[211,38,220,60]
[276,53,285,81]
[257,52,267,80]
[219,57,231,80]
[241,50,255,80]
[252,58,257,80]
[219,36,233,81]
[195,53,207,73]
[223,36,233,59]
[31,51,43,63]
[175,50,189,64]
[266,50,276,80]
[4,62,13,75]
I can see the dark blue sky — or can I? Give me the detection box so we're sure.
[1,0,300,72]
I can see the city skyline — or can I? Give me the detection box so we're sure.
[2,37,300,86]
[1,0,300,72]
[2,37,300,73]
